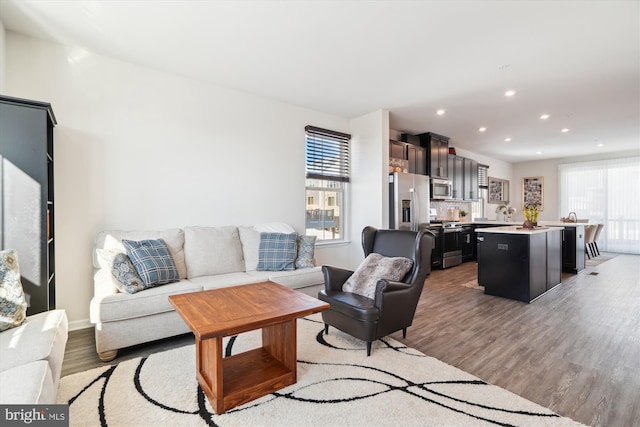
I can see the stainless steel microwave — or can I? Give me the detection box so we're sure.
[431,178,452,200]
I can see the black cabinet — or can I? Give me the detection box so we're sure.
[461,225,475,262]
[389,139,426,175]
[0,95,57,315]
[463,158,478,200]
[419,132,449,179]
[562,226,586,273]
[428,226,442,269]
[448,155,464,200]
[477,229,562,303]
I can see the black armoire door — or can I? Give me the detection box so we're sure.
[0,95,57,315]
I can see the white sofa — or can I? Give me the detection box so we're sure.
[90,223,323,362]
[0,309,69,404]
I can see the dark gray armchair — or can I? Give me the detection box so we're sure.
[318,226,434,355]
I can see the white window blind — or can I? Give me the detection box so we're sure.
[559,156,640,254]
[305,126,350,182]
[478,164,489,189]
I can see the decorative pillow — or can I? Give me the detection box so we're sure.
[295,235,317,269]
[0,249,28,332]
[122,239,180,287]
[96,249,147,294]
[256,232,297,272]
[342,253,413,299]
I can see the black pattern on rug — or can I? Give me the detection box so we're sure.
[62,316,562,427]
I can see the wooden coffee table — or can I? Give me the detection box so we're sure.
[168,281,329,414]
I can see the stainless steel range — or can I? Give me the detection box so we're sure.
[441,221,463,268]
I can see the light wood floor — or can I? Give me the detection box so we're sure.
[61,253,640,427]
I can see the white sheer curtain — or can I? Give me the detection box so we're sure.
[559,157,640,254]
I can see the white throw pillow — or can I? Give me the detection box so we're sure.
[342,253,413,300]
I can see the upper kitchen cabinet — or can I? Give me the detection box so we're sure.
[418,132,449,179]
[389,139,426,175]
[463,157,479,200]
[448,154,464,200]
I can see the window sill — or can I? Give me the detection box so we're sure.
[315,240,351,248]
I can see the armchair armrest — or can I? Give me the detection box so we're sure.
[374,279,411,304]
[321,265,354,291]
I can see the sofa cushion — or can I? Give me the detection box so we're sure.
[295,235,317,269]
[184,226,245,277]
[189,272,268,290]
[123,239,180,287]
[96,250,147,294]
[238,226,261,272]
[248,266,323,289]
[0,361,55,404]
[94,229,187,280]
[342,253,413,299]
[90,279,201,323]
[0,249,27,332]
[0,310,68,392]
[256,232,297,272]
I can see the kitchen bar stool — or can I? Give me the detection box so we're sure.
[584,224,597,259]
[592,223,604,256]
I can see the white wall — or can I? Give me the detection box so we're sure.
[6,32,350,328]
[0,18,5,93]
[512,149,640,221]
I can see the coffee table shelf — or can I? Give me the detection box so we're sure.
[219,348,294,410]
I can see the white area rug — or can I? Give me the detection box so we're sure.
[58,314,583,426]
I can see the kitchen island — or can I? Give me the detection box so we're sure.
[476,226,564,303]
[538,221,587,273]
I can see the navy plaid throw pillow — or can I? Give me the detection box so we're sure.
[256,232,297,271]
[122,239,179,286]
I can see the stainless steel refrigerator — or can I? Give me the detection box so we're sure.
[389,172,431,231]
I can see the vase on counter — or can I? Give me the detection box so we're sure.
[522,220,534,229]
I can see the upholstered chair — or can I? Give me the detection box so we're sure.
[318,226,434,356]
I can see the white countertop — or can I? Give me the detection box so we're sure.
[538,221,590,227]
[475,225,564,234]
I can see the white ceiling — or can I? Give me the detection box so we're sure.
[1,0,638,163]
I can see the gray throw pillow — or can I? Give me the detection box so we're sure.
[295,235,317,269]
[0,249,28,332]
[342,253,413,299]
[256,232,297,271]
[97,249,147,294]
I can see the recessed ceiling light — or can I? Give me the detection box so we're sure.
[536,151,542,155]
[540,114,550,120]
[561,128,570,133]
[436,109,446,115]
[478,127,487,132]
[505,90,516,97]
[504,137,512,142]
[596,143,604,147]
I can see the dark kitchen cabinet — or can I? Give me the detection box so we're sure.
[461,225,475,262]
[448,154,464,200]
[477,229,562,303]
[463,158,479,200]
[389,139,426,175]
[419,132,449,179]
[562,226,585,273]
[428,226,442,269]
[0,95,57,315]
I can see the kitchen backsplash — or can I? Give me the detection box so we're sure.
[431,200,473,221]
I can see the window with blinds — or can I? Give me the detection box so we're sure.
[305,125,350,182]
[478,164,489,188]
[304,126,351,242]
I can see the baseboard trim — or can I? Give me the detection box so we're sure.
[68,318,93,332]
